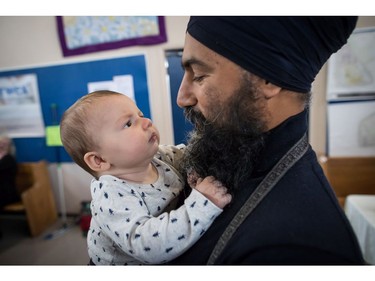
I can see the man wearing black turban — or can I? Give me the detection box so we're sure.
[170,17,365,265]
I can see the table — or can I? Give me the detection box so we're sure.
[345,194,375,265]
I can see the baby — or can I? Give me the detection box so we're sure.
[60,90,231,265]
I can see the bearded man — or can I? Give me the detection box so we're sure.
[169,16,365,265]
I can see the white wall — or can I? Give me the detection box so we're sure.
[1,16,374,213]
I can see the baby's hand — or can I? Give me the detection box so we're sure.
[194,176,232,209]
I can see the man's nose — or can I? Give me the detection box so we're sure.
[177,75,197,108]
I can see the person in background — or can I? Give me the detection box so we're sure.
[0,135,19,209]
[169,16,365,265]
[60,90,231,265]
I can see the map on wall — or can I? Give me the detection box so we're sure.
[327,27,375,101]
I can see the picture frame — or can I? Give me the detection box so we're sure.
[56,16,167,57]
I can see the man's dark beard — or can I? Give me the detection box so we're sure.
[181,78,267,192]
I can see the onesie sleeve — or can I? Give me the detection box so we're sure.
[130,188,223,264]
[156,144,186,172]
[93,179,222,264]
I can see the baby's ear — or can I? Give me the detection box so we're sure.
[84,151,110,172]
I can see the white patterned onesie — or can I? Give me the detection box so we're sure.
[87,144,223,265]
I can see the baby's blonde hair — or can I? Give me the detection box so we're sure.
[60,90,123,177]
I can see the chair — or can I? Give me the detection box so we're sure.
[2,160,58,236]
[318,156,375,208]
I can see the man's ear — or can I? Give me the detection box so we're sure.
[263,81,282,99]
[84,151,110,172]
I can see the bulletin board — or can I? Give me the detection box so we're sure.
[165,49,194,145]
[0,54,150,162]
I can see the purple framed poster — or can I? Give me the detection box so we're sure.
[57,16,167,57]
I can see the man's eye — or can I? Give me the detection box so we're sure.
[193,75,205,82]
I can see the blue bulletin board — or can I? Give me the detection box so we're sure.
[0,54,150,162]
[165,50,193,145]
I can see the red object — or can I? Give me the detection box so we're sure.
[80,215,91,235]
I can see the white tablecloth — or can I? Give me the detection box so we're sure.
[345,194,375,264]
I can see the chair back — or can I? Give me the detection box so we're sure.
[319,156,375,207]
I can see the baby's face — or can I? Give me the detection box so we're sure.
[90,94,160,172]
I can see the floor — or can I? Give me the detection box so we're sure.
[0,214,89,265]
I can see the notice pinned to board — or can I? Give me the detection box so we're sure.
[0,74,45,138]
[87,74,135,102]
[45,125,63,147]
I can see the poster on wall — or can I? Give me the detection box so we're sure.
[57,16,167,57]
[0,73,45,138]
[327,27,375,101]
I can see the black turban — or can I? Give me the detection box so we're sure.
[187,16,358,93]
